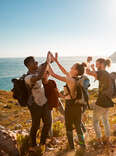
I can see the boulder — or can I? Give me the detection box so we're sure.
[0,126,19,156]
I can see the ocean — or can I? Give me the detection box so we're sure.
[0,57,115,91]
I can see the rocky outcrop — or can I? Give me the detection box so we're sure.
[0,125,19,156]
[109,52,116,62]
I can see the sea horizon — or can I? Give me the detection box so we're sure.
[0,56,115,91]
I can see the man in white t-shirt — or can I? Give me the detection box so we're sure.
[24,54,52,149]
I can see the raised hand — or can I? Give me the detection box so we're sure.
[55,52,58,62]
[86,68,91,75]
[87,56,92,63]
[46,51,51,64]
[48,65,54,76]
[49,52,58,63]
[91,64,95,71]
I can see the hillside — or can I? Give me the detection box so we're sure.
[0,90,116,156]
[109,52,116,62]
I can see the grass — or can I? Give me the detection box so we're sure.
[1,89,116,156]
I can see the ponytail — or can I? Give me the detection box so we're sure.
[105,59,111,67]
[96,58,111,67]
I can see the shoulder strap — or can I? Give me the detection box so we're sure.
[65,84,73,99]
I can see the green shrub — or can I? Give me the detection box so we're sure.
[53,121,64,137]
[16,134,31,156]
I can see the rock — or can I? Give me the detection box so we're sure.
[3,104,11,109]
[0,126,19,156]
[0,102,3,105]
[8,100,14,104]
[14,114,19,118]
[15,102,19,106]
[14,124,22,130]
[26,119,31,124]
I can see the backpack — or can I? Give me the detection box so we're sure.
[11,74,30,107]
[110,72,116,98]
[66,75,90,109]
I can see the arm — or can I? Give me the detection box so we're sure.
[91,64,96,72]
[51,72,67,82]
[31,62,48,83]
[86,68,97,79]
[51,53,70,76]
[48,65,67,82]
[31,52,50,83]
[54,88,65,98]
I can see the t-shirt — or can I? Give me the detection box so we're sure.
[43,80,59,110]
[96,70,113,98]
[25,73,47,106]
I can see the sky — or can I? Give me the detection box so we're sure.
[0,0,116,57]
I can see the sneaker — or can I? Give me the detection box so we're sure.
[46,146,55,152]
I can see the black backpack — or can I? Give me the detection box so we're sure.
[11,74,30,107]
[110,72,116,98]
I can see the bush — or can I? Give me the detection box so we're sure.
[16,134,31,156]
[53,121,64,137]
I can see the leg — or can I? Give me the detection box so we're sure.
[102,108,110,139]
[65,106,74,149]
[93,105,102,139]
[49,110,53,138]
[29,105,42,147]
[74,107,85,147]
[75,121,85,147]
[40,104,52,145]
[30,119,40,146]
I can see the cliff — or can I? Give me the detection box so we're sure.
[109,52,116,62]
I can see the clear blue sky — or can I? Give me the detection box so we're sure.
[0,0,116,57]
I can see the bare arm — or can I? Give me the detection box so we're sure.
[51,53,70,76]
[86,68,97,79]
[48,65,67,82]
[31,62,48,83]
[91,64,96,72]
[31,52,51,83]
[51,72,67,82]
[54,88,65,98]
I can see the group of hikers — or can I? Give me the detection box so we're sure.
[12,52,116,153]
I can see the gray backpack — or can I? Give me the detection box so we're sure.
[110,72,116,98]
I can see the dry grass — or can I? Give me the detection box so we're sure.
[0,90,116,156]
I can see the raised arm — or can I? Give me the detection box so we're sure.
[31,52,50,83]
[48,65,67,82]
[50,53,70,76]
[86,68,97,79]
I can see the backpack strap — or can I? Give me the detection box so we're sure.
[73,76,90,110]
[65,84,73,100]
[23,73,33,106]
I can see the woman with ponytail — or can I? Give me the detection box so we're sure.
[48,53,86,150]
[86,58,114,146]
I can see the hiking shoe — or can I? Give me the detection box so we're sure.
[46,146,55,152]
